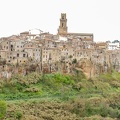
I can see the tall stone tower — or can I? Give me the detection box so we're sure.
[58,13,68,36]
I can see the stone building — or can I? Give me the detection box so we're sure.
[14,40,26,52]
[57,13,93,43]
[2,13,120,76]
[0,50,7,60]
[95,42,107,50]
[58,13,68,36]
[6,51,28,65]
[0,40,10,51]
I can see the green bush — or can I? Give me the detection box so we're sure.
[2,83,18,94]
[15,111,23,120]
[0,100,7,119]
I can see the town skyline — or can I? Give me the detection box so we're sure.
[0,12,120,79]
[0,0,120,41]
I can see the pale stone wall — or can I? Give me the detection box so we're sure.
[0,40,10,51]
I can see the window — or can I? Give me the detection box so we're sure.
[23,54,26,57]
[62,16,64,19]
[62,23,64,27]
[17,53,19,57]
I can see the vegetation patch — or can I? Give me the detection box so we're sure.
[0,71,120,119]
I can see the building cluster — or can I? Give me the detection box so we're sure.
[0,13,120,77]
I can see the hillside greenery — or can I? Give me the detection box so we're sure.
[0,71,120,119]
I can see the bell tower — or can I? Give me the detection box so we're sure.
[58,13,68,36]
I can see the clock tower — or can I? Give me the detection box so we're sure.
[58,13,68,36]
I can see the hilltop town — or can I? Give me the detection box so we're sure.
[0,13,120,78]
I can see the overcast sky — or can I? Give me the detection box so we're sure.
[0,0,120,42]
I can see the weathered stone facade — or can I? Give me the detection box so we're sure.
[0,13,120,79]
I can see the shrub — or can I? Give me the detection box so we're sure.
[15,111,23,120]
[25,87,40,92]
[110,81,120,88]
[0,100,7,119]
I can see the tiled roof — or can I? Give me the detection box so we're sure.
[20,31,29,34]
[67,33,93,36]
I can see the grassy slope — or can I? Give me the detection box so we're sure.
[0,71,120,120]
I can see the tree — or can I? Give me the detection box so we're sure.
[72,59,77,64]
[69,55,73,59]
[0,100,7,119]
[0,59,6,65]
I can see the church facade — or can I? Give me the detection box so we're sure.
[58,13,93,42]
